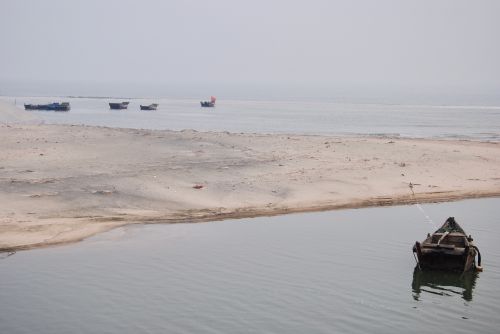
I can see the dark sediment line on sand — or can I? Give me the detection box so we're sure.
[2,190,499,253]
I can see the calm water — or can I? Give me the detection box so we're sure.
[1,198,500,334]
[3,96,500,141]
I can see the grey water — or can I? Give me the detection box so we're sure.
[1,198,500,334]
[4,96,500,141]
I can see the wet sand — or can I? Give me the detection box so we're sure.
[1,118,500,251]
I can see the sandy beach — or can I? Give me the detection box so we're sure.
[1,102,500,252]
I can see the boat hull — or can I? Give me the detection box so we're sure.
[140,104,158,110]
[414,242,476,271]
[413,217,480,272]
[109,102,129,110]
[200,101,215,107]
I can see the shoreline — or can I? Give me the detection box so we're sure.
[1,122,500,252]
[3,191,499,254]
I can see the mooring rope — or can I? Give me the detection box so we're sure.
[409,182,437,229]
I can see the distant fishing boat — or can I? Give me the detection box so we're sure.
[24,102,70,112]
[140,103,158,110]
[413,217,482,272]
[24,104,39,110]
[109,102,130,110]
[200,96,216,108]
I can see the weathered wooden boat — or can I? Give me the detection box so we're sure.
[140,103,158,110]
[24,102,70,111]
[200,96,216,108]
[109,102,130,110]
[413,217,482,272]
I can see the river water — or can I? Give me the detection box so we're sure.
[1,198,499,334]
[3,96,500,141]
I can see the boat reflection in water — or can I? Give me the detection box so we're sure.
[412,267,479,301]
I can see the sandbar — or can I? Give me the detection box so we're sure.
[1,113,500,251]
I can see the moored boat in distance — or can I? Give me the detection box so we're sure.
[200,96,216,107]
[24,104,38,110]
[140,103,158,110]
[53,102,71,112]
[413,217,482,272]
[109,102,130,110]
[24,102,70,111]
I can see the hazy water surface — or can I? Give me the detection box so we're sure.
[4,96,500,141]
[1,198,500,334]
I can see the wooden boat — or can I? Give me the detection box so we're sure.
[109,102,130,110]
[140,103,158,110]
[24,102,70,111]
[200,96,216,107]
[413,217,481,272]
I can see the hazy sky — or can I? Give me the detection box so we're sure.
[1,0,499,97]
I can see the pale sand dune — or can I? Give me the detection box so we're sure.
[1,122,499,251]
